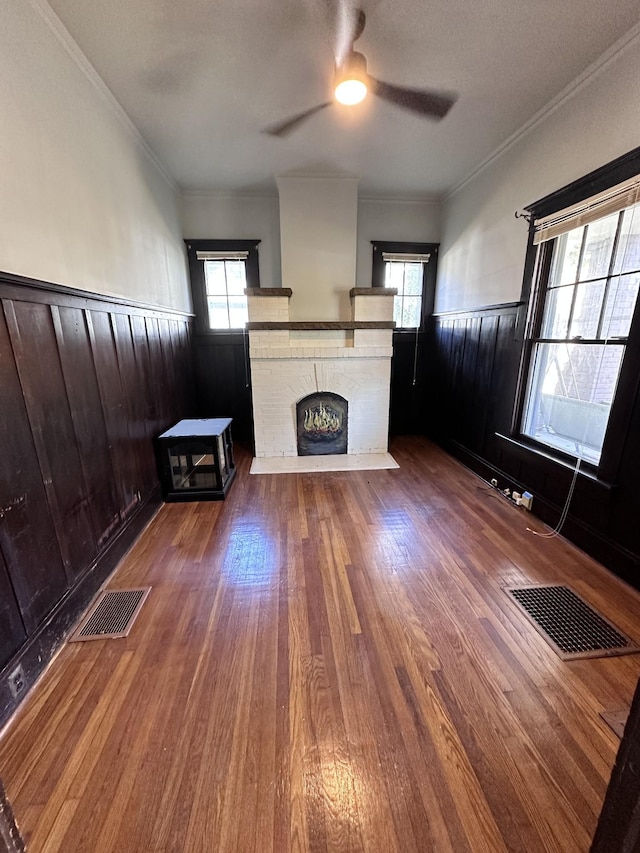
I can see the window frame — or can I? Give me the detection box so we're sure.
[515,146,640,482]
[185,239,261,336]
[371,240,438,331]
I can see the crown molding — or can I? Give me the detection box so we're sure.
[446,21,640,201]
[27,0,177,192]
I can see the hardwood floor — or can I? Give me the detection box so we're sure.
[1,436,639,852]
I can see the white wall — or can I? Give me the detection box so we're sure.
[278,175,359,321]
[180,192,281,290]
[180,190,441,306]
[0,0,190,311]
[437,35,640,313]
[356,198,441,287]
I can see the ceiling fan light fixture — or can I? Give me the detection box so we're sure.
[334,51,368,106]
[264,9,457,137]
[335,78,368,105]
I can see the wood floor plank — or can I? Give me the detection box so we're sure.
[1,437,640,852]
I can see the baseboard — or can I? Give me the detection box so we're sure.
[445,440,526,494]
[443,438,640,590]
[0,489,161,730]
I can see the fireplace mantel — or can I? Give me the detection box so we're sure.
[247,321,395,330]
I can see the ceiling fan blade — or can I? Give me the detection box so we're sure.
[263,102,332,137]
[369,77,457,120]
[334,4,366,66]
[352,8,366,43]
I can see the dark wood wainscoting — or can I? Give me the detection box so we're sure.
[193,333,254,444]
[429,304,523,459]
[390,330,428,435]
[0,272,193,726]
[429,302,640,589]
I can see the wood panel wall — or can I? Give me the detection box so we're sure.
[428,302,640,589]
[193,333,254,444]
[0,272,193,726]
[389,331,428,435]
[429,304,523,460]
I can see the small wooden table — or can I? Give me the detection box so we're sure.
[156,418,236,501]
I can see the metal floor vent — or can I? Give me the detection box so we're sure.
[69,588,151,642]
[505,584,640,661]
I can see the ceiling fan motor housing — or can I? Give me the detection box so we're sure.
[335,51,368,87]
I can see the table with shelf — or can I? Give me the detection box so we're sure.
[156,418,235,501]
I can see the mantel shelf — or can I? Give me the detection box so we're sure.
[350,288,398,297]
[244,288,292,297]
[246,321,396,330]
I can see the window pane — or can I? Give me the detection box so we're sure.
[385,260,423,327]
[578,213,619,280]
[403,264,423,295]
[522,342,624,464]
[401,297,421,328]
[385,262,406,291]
[228,297,248,328]
[207,299,230,329]
[541,284,573,338]
[601,272,640,338]
[569,279,606,339]
[613,205,640,274]
[203,259,248,328]
[204,261,227,295]
[225,261,247,295]
[549,230,583,286]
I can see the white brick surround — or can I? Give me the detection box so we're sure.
[247,290,395,458]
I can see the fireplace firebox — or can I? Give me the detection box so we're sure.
[296,393,348,456]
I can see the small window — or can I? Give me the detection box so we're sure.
[185,239,260,334]
[521,189,640,466]
[202,256,248,330]
[371,241,436,329]
[384,259,425,328]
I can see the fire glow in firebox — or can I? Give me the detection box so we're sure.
[296,392,348,456]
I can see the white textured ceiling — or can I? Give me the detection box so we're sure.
[47,0,640,196]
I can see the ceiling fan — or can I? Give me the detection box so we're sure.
[264,7,457,137]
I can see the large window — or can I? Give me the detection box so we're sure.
[521,185,640,466]
[185,239,260,334]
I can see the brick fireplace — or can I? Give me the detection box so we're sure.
[247,287,396,467]
[246,172,398,473]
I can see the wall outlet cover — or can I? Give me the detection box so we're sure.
[7,665,26,700]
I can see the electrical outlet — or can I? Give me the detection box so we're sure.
[7,664,26,700]
[521,491,533,511]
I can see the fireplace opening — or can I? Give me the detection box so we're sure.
[296,393,348,456]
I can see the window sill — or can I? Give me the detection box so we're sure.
[495,433,615,493]
[196,327,248,334]
[193,328,248,343]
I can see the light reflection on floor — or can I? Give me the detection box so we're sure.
[221,520,278,587]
